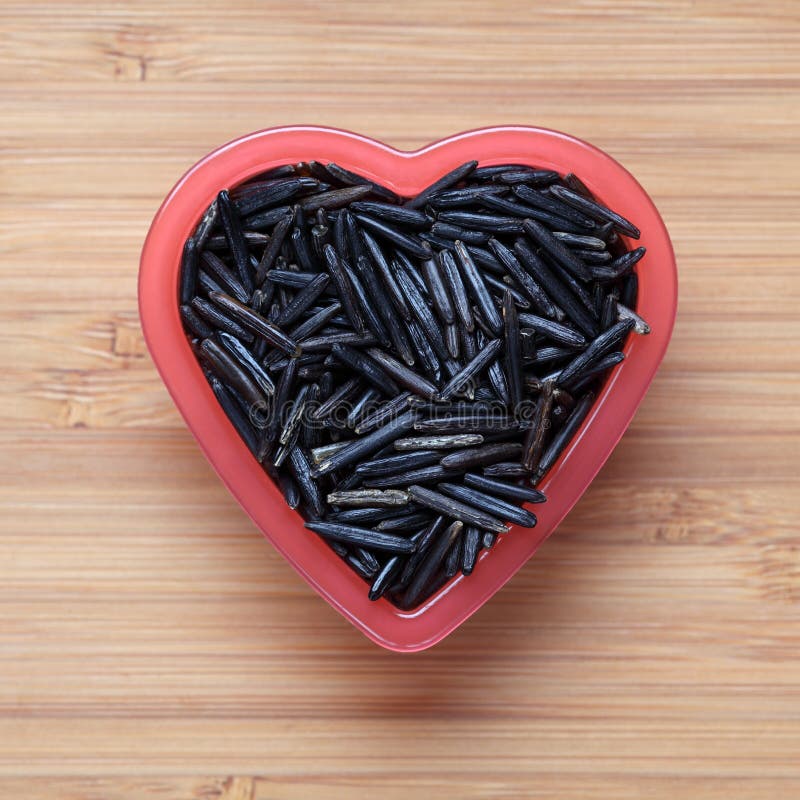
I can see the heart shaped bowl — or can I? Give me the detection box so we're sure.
[139,125,677,652]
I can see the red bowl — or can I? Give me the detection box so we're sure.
[139,125,677,652]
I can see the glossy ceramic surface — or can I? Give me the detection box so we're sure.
[139,126,677,651]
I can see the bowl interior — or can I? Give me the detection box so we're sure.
[139,125,677,651]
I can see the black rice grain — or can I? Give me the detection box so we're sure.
[405,160,478,209]
[408,485,509,534]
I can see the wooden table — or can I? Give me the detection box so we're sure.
[1,2,799,797]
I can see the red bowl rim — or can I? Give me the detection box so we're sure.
[139,125,677,652]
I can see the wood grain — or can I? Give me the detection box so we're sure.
[1,1,799,797]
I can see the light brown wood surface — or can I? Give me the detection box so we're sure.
[1,1,799,797]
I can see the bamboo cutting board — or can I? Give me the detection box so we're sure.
[1,2,799,798]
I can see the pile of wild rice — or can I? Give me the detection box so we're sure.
[178,159,649,609]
